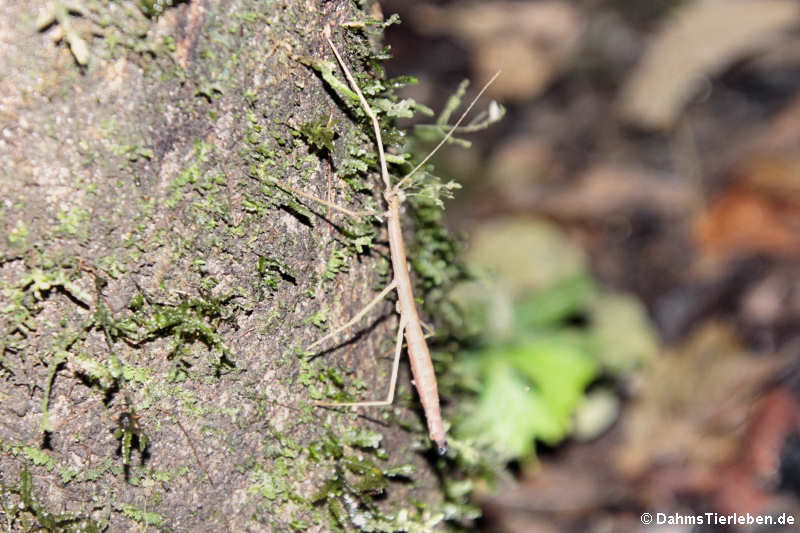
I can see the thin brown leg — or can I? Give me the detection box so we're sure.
[307,279,398,352]
[314,316,405,407]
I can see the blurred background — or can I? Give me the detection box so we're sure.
[382,1,800,532]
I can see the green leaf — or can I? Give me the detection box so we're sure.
[454,334,598,460]
[513,275,597,331]
[457,363,556,459]
[508,335,598,425]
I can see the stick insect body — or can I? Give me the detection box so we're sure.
[310,38,498,454]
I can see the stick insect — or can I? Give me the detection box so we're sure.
[307,38,499,455]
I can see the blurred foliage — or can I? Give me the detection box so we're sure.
[454,329,597,460]
[439,218,658,462]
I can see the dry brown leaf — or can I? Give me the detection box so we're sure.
[474,37,556,101]
[414,1,581,45]
[712,387,800,516]
[619,0,800,130]
[727,93,800,200]
[541,164,698,218]
[488,135,558,191]
[693,186,800,259]
[696,91,800,266]
[614,322,782,479]
[750,92,800,154]
[413,1,583,100]
[735,155,800,200]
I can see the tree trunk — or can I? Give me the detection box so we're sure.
[0,1,459,530]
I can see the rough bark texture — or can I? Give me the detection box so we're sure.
[0,1,459,530]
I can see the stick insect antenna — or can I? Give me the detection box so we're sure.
[395,70,501,191]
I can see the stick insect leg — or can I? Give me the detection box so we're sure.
[267,177,378,219]
[379,327,433,359]
[327,38,392,192]
[419,320,435,336]
[315,316,406,408]
[307,279,398,351]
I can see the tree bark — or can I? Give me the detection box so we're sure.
[0,1,455,530]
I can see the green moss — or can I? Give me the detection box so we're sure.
[257,256,297,296]
[323,246,349,280]
[110,142,154,163]
[305,307,328,331]
[55,207,91,238]
[16,445,59,471]
[296,115,337,153]
[168,140,215,208]
[137,0,176,19]
[1,442,88,485]
[136,294,233,361]
[36,0,179,68]
[0,468,102,532]
[120,503,164,527]
[307,429,472,533]
[17,266,91,306]
[83,457,117,482]
[339,427,383,449]
[7,219,28,245]
[96,253,128,279]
